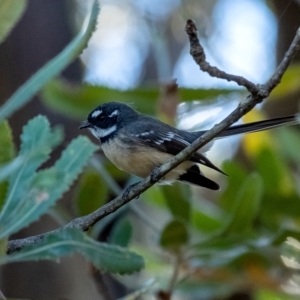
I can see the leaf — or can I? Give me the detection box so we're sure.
[276,127,300,165]
[219,160,248,212]
[160,219,189,252]
[0,155,27,182]
[0,120,15,209]
[222,173,263,235]
[0,135,98,239]
[108,217,132,247]
[0,0,27,44]
[0,116,62,236]
[271,228,300,246]
[254,147,294,196]
[270,63,300,100]
[0,228,144,274]
[193,235,269,269]
[41,79,159,118]
[0,121,15,163]
[0,0,100,121]
[161,184,191,222]
[40,78,242,120]
[256,289,295,300]
[191,203,224,233]
[76,171,107,216]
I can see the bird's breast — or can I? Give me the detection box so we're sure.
[102,135,185,178]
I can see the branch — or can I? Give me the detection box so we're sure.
[7,22,300,254]
[185,19,259,94]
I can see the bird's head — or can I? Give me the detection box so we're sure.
[79,102,138,142]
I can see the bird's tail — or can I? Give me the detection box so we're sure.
[217,115,298,138]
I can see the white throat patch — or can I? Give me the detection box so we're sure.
[89,125,117,139]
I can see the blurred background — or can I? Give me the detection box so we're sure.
[1,0,300,299]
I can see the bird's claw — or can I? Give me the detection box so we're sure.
[122,182,141,200]
[150,166,161,184]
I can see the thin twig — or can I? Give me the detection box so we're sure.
[185,19,259,93]
[7,22,300,254]
[167,253,182,294]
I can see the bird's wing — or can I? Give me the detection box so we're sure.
[126,121,225,175]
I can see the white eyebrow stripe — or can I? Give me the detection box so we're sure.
[108,110,119,117]
[91,110,102,118]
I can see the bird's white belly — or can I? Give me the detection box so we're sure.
[101,139,193,181]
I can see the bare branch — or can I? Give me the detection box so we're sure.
[185,19,258,93]
[7,22,300,255]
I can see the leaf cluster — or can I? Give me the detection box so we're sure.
[0,0,144,281]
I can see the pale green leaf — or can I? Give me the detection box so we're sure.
[0,0,27,44]
[160,219,189,252]
[0,135,98,239]
[108,218,132,247]
[162,183,191,223]
[0,0,100,121]
[0,116,63,237]
[0,228,144,274]
[270,63,300,100]
[0,120,15,209]
[40,78,241,119]
[222,173,263,234]
[76,171,107,216]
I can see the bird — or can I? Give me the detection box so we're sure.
[79,102,298,190]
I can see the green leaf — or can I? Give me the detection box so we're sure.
[254,147,288,195]
[271,228,300,246]
[108,217,132,247]
[219,160,248,212]
[0,116,62,237]
[76,171,108,216]
[193,235,269,268]
[41,79,159,118]
[0,0,27,44]
[270,63,300,100]
[0,120,15,209]
[0,135,98,239]
[0,156,28,182]
[0,0,100,121]
[0,233,7,256]
[276,127,300,165]
[40,78,242,120]
[256,289,295,300]
[253,147,300,220]
[0,121,15,163]
[222,173,263,234]
[160,219,189,252]
[191,201,224,233]
[143,185,166,207]
[0,228,144,274]
[161,184,191,222]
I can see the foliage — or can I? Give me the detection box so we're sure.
[0,0,145,281]
[0,227,144,274]
[40,78,239,118]
[0,0,27,45]
[1,0,300,299]
[0,0,99,121]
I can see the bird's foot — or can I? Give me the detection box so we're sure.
[150,166,162,184]
[122,182,141,200]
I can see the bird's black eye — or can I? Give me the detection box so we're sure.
[97,115,105,121]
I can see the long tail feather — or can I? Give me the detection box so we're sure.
[178,165,220,190]
[217,115,298,138]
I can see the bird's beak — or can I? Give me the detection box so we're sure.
[79,120,91,129]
